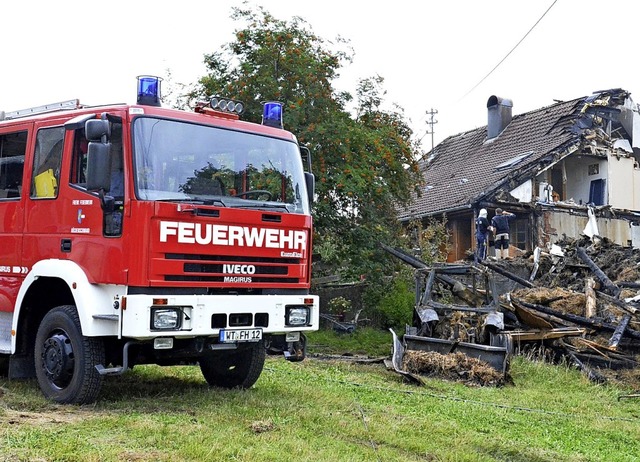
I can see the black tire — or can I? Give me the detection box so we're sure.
[34,305,105,404]
[199,341,265,389]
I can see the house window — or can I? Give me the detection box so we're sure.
[510,219,527,251]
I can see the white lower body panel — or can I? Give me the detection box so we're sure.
[121,293,319,339]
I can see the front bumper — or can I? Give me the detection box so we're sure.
[120,293,319,339]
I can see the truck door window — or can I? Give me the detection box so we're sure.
[108,123,124,198]
[69,129,89,188]
[31,126,65,199]
[0,131,27,199]
[70,122,123,198]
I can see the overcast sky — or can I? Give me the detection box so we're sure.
[2,0,639,151]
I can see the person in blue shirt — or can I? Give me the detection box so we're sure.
[491,208,516,259]
[475,209,491,261]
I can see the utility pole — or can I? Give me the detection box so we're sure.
[425,108,438,151]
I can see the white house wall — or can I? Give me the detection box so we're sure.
[544,209,635,248]
[607,155,640,210]
[563,156,607,206]
[619,98,640,150]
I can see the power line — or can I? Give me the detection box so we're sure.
[460,0,559,101]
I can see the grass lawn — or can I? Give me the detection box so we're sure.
[1,328,638,461]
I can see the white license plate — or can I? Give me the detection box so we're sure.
[219,328,262,343]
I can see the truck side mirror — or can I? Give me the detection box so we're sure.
[305,172,315,204]
[300,146,312,173]
[85,119,111,142]
[86,142,112,191]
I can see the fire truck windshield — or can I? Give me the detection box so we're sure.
[132,117,309,214]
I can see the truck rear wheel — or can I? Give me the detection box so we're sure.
[199,341,265,389]
[34,305,105,404]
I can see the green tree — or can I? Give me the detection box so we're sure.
[192,6,423,283]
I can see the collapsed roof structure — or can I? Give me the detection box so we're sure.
[399,89,640,262]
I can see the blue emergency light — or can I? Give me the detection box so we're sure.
[262,101,283,128]
[137,75,162,107]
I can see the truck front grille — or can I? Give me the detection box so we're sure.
[156,253,304,285]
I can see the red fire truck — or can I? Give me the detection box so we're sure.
[0,76,318,404]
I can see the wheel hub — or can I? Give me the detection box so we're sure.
[42,333,74,386]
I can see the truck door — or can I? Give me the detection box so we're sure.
[0,126,28,312]
[64,120,127,284]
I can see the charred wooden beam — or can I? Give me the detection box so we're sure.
[594,290,640,317]
[478,261,534,288]
[561,342,608,384]
[511,297,640,340]
[511,302,569,328]
[575,246,621,297]
[425,300,499,314]
[435,272,488,307]
[380,243,427,269]
[608,314,632,349]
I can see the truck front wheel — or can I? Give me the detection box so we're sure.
[199,341,265,389]
[34,305,105,404]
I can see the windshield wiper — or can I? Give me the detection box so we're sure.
[235,203,292,212]
[158,197,227,207]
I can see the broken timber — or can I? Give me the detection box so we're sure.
[561,341,608,384]
[512,298,640,340]
[608,314,632,349]
[575,246,621,297]
[477,260,534,288]
[585,278,597,318]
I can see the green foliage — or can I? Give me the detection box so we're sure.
[326,296,351,314]
[373,273,415,330]
[404,216,451,264]
[191,6,423,284]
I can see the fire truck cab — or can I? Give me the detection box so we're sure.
[0,77,318,404]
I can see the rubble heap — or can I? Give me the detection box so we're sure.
[384,238,640,388]
[496,236,640,385]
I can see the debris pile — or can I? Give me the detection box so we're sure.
[503,236,640,385]
[383,238,640,387]
[402,350,507,387]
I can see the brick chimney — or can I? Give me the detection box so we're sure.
[487,95,513,139]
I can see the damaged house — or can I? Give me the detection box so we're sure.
[399,89,640,261]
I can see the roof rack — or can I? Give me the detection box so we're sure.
[0,99,81,121]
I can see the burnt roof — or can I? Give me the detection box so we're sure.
[398,89,630,221]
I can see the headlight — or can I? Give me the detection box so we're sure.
[286,306,310,326]
[151,307,182,330]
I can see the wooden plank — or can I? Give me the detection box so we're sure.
[506,327,585,341]
[585,277,597,318]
